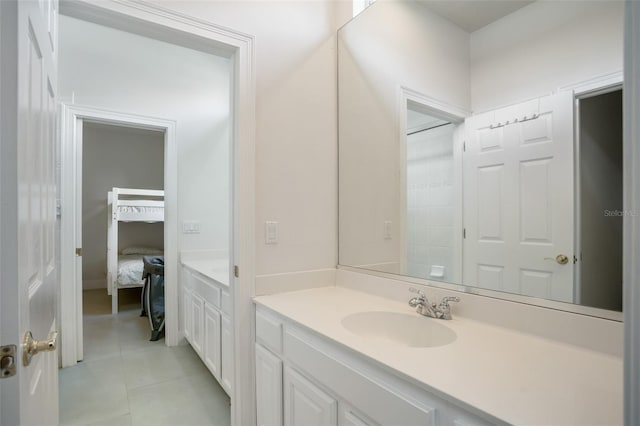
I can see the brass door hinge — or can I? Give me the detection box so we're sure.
[76,248,82,257]
[234,265,239,278]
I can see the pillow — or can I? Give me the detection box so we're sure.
[121,246,163,255]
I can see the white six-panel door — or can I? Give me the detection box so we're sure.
[0,0,59,424]
[463,92,575,303]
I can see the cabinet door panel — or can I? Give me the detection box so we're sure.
[339,404,379,426]
[191,293,205,355]
[221,314,234,394]
[183,286,192,341]
[204,303,221,379]
[284,366,337,426]
[256,344,283,426]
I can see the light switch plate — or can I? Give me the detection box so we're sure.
[384,220,392,239]
[265,221,278,244]
[182,221,201,234]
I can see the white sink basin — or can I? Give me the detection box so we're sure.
[341,311,457,348]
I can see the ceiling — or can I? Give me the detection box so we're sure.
[417,0,535,32]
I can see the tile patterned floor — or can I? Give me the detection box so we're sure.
[59,289,230,426]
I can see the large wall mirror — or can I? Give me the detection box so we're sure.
[338,0,624,319]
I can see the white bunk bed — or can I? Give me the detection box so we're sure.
[107,187,164,314]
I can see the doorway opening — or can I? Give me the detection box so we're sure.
[405,106,459,282]
[575,87,623,311]
[81,121,165,350]
[397,90,467,283]
[57,1,239,420]
[2,0,256,424]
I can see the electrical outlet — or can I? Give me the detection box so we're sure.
[265,221,278,244]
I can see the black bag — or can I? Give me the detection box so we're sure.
[141,256,165,341]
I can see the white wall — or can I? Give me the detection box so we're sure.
[154,1,351,276]
[61,1,352,277]
[338,0,470,270]
[82,123,164,289]
[470,1,624,112]
[59,15,231,257]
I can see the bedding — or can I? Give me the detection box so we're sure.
[116,255,147,287]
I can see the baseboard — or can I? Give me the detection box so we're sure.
[255,268,336,296]
[83,278,106,290]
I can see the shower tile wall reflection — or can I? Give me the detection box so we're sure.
[406,122,456,282]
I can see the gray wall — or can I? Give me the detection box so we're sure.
[579,89,623,311]
[82,122,164,289]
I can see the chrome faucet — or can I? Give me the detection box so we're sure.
[408,288,460,320]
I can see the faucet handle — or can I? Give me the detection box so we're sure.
[437,296,460,320]
[409,287,426,299]
[438,296,460,308]
[408,287,426,307]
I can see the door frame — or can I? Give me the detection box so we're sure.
[58,2,257,426]
[397,86,470,279]
[59,105,177,366]
[624,1,640,423]
[570,74,623,305]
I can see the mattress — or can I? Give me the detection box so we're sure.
[116,255,147,287]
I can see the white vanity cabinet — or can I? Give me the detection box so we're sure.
[256,343,283,426]
[221,313,234,392]
[284,366,338,426]
[181,263,233,396]
[204,303,221,378]
[183,287,192,341]
[339,404,379,426]
[255,306,498,426]
[190,292,205,356]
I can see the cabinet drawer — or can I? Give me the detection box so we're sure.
[256,308,283,355]
[449,409,496,426]
[284,328,435,426]
[192,272,221,309]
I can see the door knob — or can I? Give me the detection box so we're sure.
[544,254,569,265]
[22,331,57,366]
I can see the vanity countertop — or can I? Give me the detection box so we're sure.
[181,258,229,287]
[254,286,622,426]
